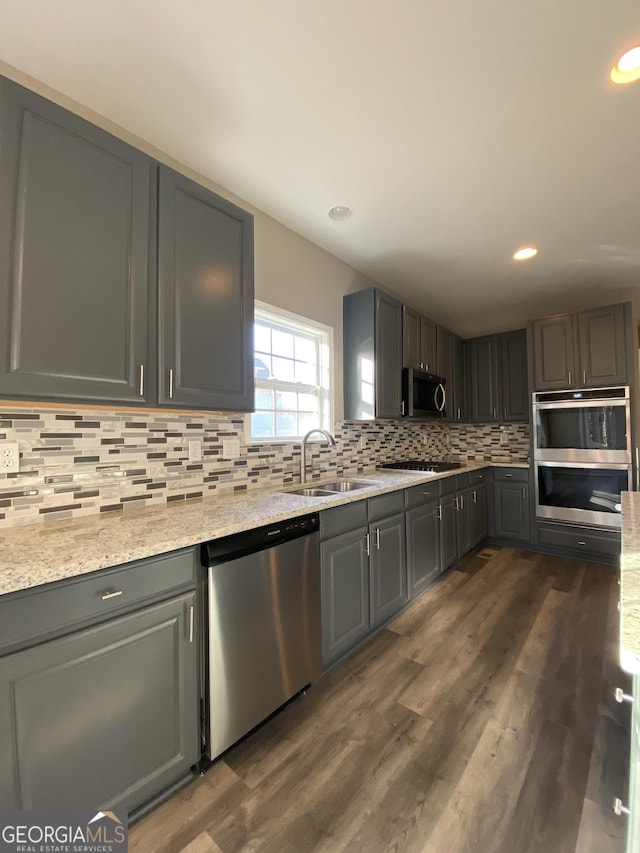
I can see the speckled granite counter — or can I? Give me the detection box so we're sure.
[0,461,528,598]
[621,491,640,674]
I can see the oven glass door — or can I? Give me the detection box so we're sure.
[536,463,628,528]
[534,402,629,463]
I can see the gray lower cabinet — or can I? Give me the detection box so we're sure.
[320,526,369,666]
[493,471,530,542]
[0,75,152,404]
[625,673,640,853]
[406,499,441,598]
[157,166,254,411]
[439,491,459,571]
[369,513,406,627]
[456,488,473,557]
[0,548,199,814]
[470,482,488,547]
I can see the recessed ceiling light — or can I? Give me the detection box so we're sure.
[610,45,640,84]
[513,246,538,261]
[328,206,352,221]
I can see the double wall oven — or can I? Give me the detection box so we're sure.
[533,386,632,529]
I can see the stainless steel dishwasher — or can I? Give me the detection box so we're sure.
[202,513,321,759]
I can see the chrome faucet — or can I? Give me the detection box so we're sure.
[301,429,337,483]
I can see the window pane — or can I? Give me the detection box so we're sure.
[298,392,318,413]
[251,411,274,438]
[254,324,271,352]
[272,356,295,382]
[295,336,316,363]
[295,359,317,384]
[254,358,272,380]
[276,390,297,411]
[298,412,318,434]
[255,388,274,409]
[276,412,296,436]
[272,330,294,358]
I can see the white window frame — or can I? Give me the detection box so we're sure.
[246,300,334,443]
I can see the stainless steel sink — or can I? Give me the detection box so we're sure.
[321,480,377,492]
[286,487,336,497]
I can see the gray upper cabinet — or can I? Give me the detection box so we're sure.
[469,330,527,422]
[157,167,254,411]
[532,304,630,390]
[437,326,454,419]
[402,307,437,373]
[344,288,402,419]
[452,334,467,422]
[577,303,627,387]
[0,76,152,404]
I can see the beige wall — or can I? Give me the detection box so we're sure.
[0,62,382,421]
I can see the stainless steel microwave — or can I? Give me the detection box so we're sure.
[401,368,446,418]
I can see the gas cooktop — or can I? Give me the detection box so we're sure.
[379,460,462,473]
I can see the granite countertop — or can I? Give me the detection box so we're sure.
[0,460,528,598]
[620,491,640,674]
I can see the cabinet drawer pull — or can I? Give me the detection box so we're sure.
[454,496,459,511]
[100,589,123,601]
[457,407,461,420]
[460,494,464,510]
[472,489,477,504]
[613,798,630,817]
[365,533,370,556]
[568,370,572,385]
[169,368,174,399]
[582,370,586,385]
[188,604,194,643]
[577,540,587,546]
[437,504,442,521]
[505,473,513,477]
[425,363,429,372]
[614,687,633,704]
[375,528,380,550]
[139,363,145,397]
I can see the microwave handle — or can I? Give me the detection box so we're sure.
[436,383,446,413]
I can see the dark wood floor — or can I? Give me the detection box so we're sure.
[129,546,631,853]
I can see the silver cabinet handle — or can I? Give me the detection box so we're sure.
[505,473,513,477]
[425,363,429,372]
[437,504,442,520]
[375,528,380,549]
[522,487,526,500]
[365,533,370,556]
[568,370,572,385]
[578,540,586,546]
[614,687,634,704]
[636,447,639,491]
[504,407,507,420]
[139,364,145,396]
[583,370,586,385]
[101,590,123,601]
[401,400,405,416]
[454,496,459,511]
[169,368,174,399]
[613,798,630,816]
[457,407,461,420]
[472,489,477,504]
[188,604,194,643]
[460,494,464,510]
[493,408,497,420]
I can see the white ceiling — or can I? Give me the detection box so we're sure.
[0,0,639,336]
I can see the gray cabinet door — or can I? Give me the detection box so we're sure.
[500,329,528,421]
[406,500,441,598]
[456,488,472,557]
[158,166,254,411]
[0,592,198,813]
[420,316,437,373]
[375,291,402,418]
[0,77,152,404]
[439,494,458,571]
[532,315,576,390]
[369,513,406,627]
[403,305,421,369]
[470,483,488,547]
[469,335,499,421]
[577,303,627,387]
[493,481,530,541]
[452,334,467,422]
[320,527,369,666]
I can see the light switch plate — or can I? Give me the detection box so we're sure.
[1,442,19,473]
[223,439,240,459]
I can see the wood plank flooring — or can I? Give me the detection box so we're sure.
[129,546,630,853]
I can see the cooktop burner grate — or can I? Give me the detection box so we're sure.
[379,460,462,472]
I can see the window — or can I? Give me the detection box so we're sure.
[249,301,333,441]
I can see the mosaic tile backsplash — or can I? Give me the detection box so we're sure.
[0,407,529,527]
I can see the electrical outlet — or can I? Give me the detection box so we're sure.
[358,436,367,451]
[499,429,508,446]
[188,440,202,462]
[1,442,19,473]
[223,439,240,459]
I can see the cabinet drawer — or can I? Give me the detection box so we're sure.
[455,472,470,490]
[0,547,198,652]
[538,524,620,557]
[469,468,490,485]
[368,490,405,522]
[405,483,439,509]
[320,501,368,539]
[439,475,458,496]
[493,467,528,483]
